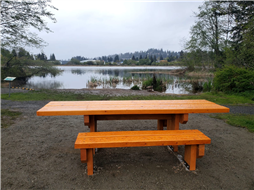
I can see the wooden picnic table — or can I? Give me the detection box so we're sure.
[37,99,229,174]
[37,99,229,151]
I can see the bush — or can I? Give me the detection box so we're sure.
[203,80,212,92]
[131,85,140,90]
[213,65,254,93]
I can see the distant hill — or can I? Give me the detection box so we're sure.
[68,48,182,62]
[100,48,181,60]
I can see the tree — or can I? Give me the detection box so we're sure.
[114,55,119,62]
[139,55,143,60]
[50,54,56,61]
[132,55,135,60]
[1,0,58,49]
[185,1,229,68]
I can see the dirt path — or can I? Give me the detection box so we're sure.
[1,92,254,189]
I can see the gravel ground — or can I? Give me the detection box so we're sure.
[1,88,254,189]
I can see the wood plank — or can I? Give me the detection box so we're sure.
[37,100,230,116]
[75,130,211,149]
[76,129,204,137]
[96,115,173,120]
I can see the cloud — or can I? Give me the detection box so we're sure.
[29,1,203,59]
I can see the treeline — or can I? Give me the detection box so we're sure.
[1,48,61,80]
[1,48,59,63]
[68,48,183,66]
[183,1,254,94]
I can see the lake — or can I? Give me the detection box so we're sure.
[25,66,193,94]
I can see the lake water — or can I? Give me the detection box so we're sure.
[25,66,191,94]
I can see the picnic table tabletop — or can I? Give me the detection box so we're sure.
[37,100,229,116]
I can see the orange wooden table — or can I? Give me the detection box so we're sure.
[37,100,229,151]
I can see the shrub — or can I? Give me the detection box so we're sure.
[131,85,140,90]
[213,65,254,93]
[203,80,212,92]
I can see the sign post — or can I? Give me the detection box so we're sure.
[4,77,16,97]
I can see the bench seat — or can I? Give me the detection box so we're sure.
[75,130,211,175]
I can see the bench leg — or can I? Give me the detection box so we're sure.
[184,145,197,170]
[167,115,180,152]
[80,149,87,163]
[87,148,94,175]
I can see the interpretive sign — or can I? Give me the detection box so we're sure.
[4,77,16,97]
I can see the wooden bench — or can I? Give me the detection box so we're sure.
[75,130,211,175]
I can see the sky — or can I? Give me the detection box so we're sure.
[29,0,204,60]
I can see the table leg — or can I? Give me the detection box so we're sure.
[89,116,97,155]
[167,114,180,152]
[87,148,94,175]
[157,120,164,130]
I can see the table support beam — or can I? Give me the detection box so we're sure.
[167,114,180,152]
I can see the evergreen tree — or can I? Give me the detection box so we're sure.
[114,55,119,62]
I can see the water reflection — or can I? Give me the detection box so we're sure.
[26,81,63,89]
[24,66,210,94]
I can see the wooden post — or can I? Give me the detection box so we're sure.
[184,145,197,170]
[157,120,164,130]
[89,116,97,154]
[197,144,205,158]
[180,114,188,124]
[167,114,180,152]
[80,149,87,163]
[84,115,90,126]
[87,149,94,175]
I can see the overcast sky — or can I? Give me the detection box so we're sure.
[29,0,204,60]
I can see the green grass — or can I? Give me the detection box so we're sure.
[1,109,22,128]
[1,90,253,105]
[211,113,254,132]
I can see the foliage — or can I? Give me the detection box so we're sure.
[130,85,140,90]
[213,65,254,93]
[211,114,254,132]
[142,74,165,92]
[1,48,61,80]
[203,80,213,92]
[1,0,58,49]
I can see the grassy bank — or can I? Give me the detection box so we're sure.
[211,114,254,132]
[1,90,253,105]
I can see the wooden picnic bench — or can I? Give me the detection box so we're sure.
[37,100,229,175]
[75,130,211,175]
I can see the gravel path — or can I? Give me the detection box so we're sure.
[1,88,254,189]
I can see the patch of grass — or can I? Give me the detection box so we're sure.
[211,113,254,132]
[1,90,253,105]
[1,109,22,128]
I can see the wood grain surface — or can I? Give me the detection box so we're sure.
[37,100,229,116]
